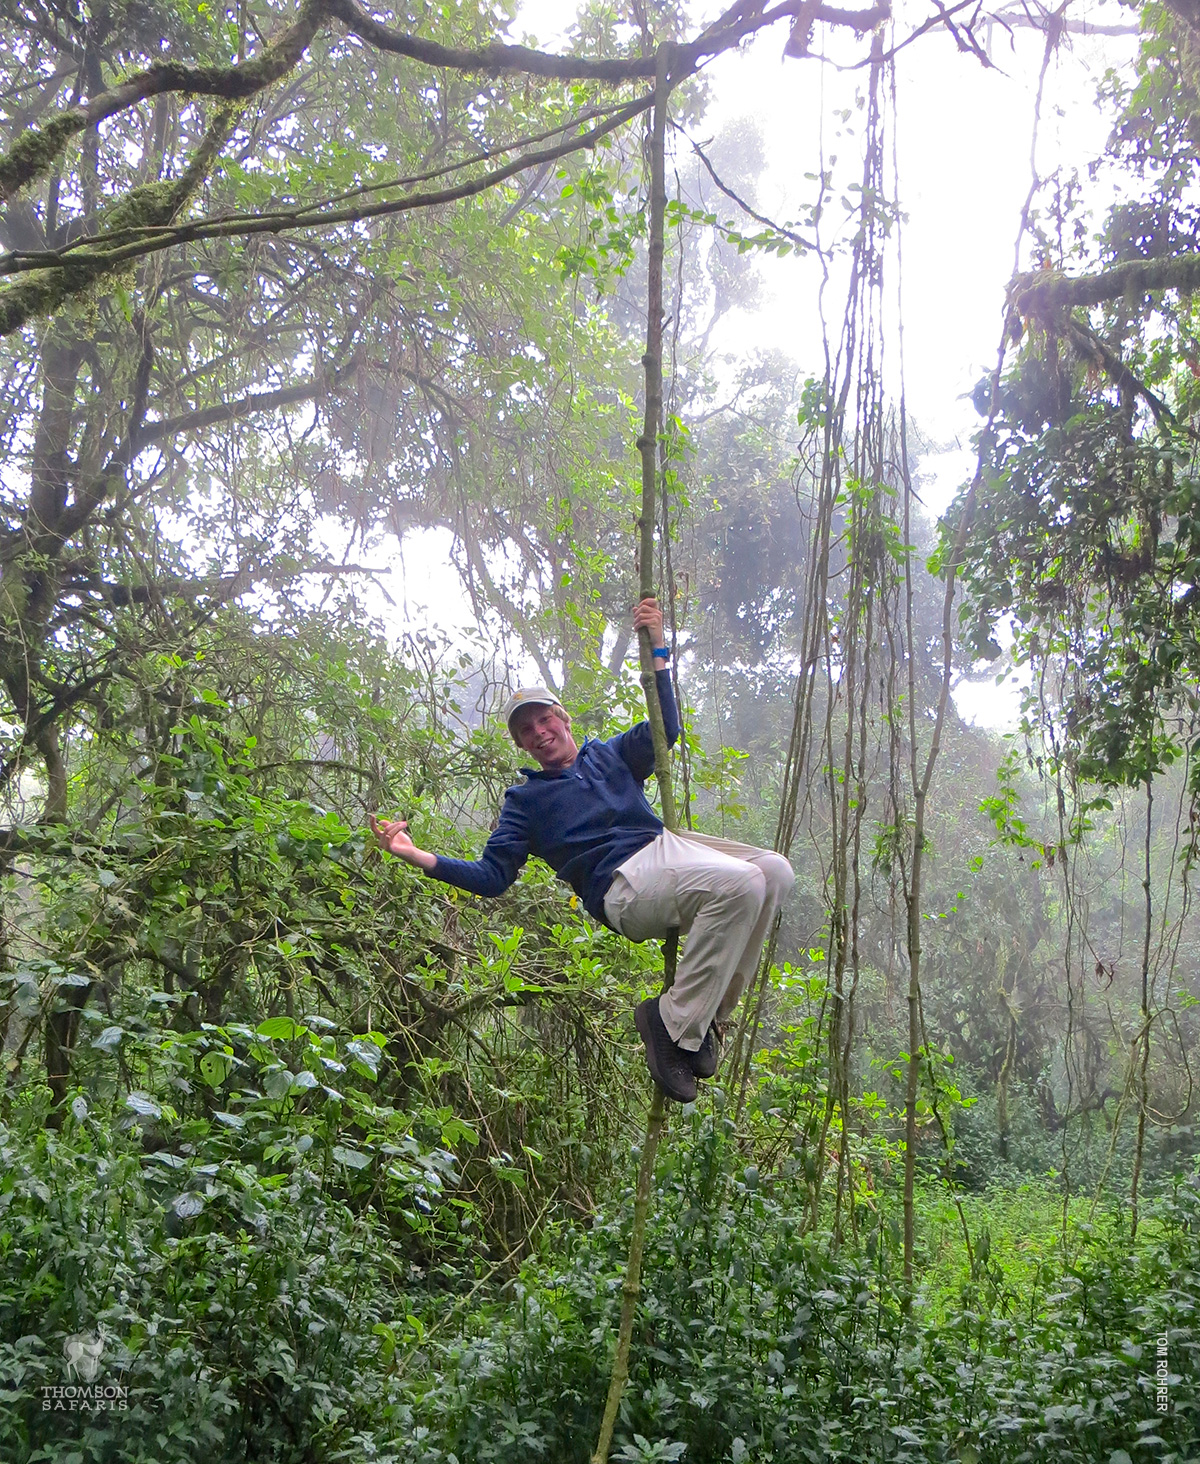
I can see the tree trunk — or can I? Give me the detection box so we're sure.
[591,43,676,1464]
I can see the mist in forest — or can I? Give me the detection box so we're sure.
[0,0,1196,1459]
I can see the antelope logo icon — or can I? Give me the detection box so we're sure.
[63,1334,104,1383]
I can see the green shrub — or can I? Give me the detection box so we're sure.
[400,1109,1200,1463]
[0,1071,434,1463]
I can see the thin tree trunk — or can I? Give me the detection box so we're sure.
[1131,779,1153,1237]
[899,392,962,1293]
[589,953,674,1463]
[996,944,1016,1162]
[591,42,676,1464]
[632,42,677,826]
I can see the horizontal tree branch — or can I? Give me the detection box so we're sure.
[2,0,894,210]
[327,0,662,80]
[5,94,646,273]
[70,560,389,607]
[0,0,324,202]
[1012,254,1200,317]
[137,355,361,446]
[0,0,904,338]
[0,104,238,337]
[808,1,892,30]
[990,7,1139,35]
[335,0,889,75]
[242,95,648,218]
[2,0,656,206]
[0,93,654,337]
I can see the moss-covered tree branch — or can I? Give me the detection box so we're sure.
[0,0,324,203]
[1011,253,1200,318]
[0,102,239,338]
[0,95,652,338]
[1,0,892,209]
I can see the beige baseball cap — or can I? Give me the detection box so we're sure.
[500,686,562,730]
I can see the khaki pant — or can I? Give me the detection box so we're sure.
[603,827,795,1052]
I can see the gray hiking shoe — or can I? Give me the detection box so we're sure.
[689,1021,726,1080]
[635,996,698,1104]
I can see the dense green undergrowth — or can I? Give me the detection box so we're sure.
[406,1121,1200,1464]
[0,633,1197,1461]
[1,1087,1196,1464]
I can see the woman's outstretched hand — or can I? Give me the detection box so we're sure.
[368,815,437,871]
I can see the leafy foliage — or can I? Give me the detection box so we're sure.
[3,2,1200,1461]
[400,1111,1200,1463]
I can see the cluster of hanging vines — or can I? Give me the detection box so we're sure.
[592,12,1156,1457]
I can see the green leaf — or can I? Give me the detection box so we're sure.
[372,1322,396,1365]
[199,1051,231,1087]
[263,1068,295,1100]
[256,1017,304,1040]
[345,1039,381,1075]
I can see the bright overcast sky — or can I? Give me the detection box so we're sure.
[365,0,1139,727]
[696,0,1135,495]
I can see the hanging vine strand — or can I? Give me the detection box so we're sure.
[590,42,677,1464]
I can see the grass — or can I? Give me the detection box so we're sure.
[905,1175,1174,1324]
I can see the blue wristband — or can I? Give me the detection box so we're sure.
[652,647,669,660]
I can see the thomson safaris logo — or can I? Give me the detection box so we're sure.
[39,1333,128,1411]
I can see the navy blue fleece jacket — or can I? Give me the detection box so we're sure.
[428,669,679,925]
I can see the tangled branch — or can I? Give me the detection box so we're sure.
[0,0,894,208]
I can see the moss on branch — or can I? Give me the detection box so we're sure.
[1,0,896,208]
[0,0,322,203]
[1012,254,1200,319]
[0,103,238,337]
